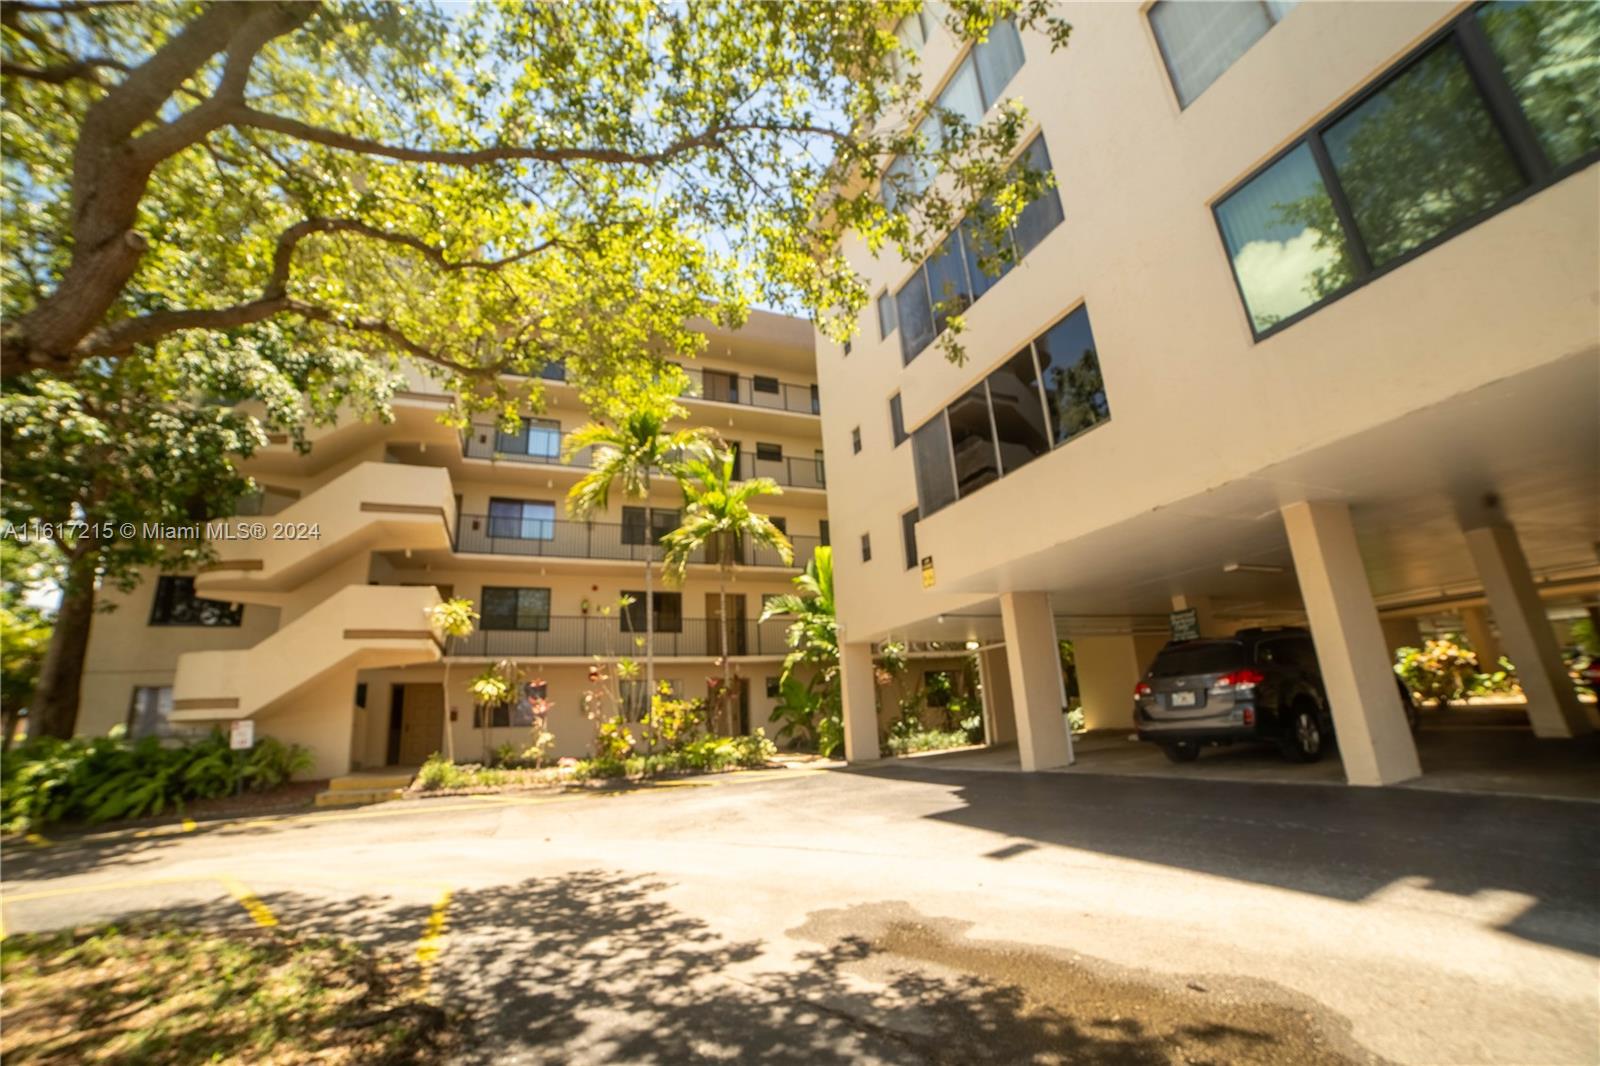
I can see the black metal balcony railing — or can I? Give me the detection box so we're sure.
[449,615,792,659]
[460,429,826,490]
[454,515,820,569]
[681,366,820,416]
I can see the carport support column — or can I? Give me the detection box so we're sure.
[1463,524,1591,737]
[1458,606,1502,673]
[999,592,1072,771]
[1281,501,1420,786]
[978,646,1017,745]
[840,640,881,763]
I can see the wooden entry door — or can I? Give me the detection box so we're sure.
[705,593,747,657]
[396,684,444,765]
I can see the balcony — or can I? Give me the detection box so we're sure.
[460,428,826,490]
[454,515,821,569]
[449,615,791,659]
[679,365,819,415]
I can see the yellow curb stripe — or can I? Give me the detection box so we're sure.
[415,889,452,997]
[181,818,198,832]
[220,877,278,928]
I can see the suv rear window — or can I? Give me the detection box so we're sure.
[1150,641,1245,676]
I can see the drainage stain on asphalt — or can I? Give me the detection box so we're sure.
[790,902,1390,1065]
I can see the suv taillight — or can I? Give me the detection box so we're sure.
[1134,681,1152,698]
[1218,668,1265,691]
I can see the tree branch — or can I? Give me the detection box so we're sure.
[0,55,129,85]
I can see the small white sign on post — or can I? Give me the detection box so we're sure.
[229,719,255,751]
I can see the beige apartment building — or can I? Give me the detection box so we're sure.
[77,312,839,778]
[820,1,1599,784]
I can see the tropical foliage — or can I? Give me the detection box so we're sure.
[662,447,791,732]
[427,597,478,761]
[1394,635,1521,704]
[760,546,843,755]
[2,729,312,832]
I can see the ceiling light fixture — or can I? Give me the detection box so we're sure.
[1224,562,1286,575]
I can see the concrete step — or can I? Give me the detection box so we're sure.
[314,787,403,808]
[327,772,414,792]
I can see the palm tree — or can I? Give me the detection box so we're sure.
[427,598,479,763]
[565,398,711,715]
[662,447,792,734]
[759,546,843,754]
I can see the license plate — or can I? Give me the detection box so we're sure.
[1170,690,1197,707]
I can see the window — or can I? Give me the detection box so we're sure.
[889,393,908,446]
[1033,306,1110,446]
[895,271,935,363]
[622,506,678,546]
[1213,4,1598,339]
[480,587,552,631]
[861,533,872,563]
[908,305,1110,520]
[911,416,957,518]
[1478,1,1600,168]
[1323,39,1522,268]
[901,509,920,570]
[488,498,555,540]
[770,516,787,534]
[1010,137,1065,259]
[973,18,1026,109]
[127,685,174,739]
[987,347,1051,474]
[753,375,780,394]
[819,520,830,546]
[895,134,1062,364]
[149,576,243,627]
[755,442,783,462]
[877,291,898,338]
[496,417,562,460]
[851,427,862,454]
[1215,143,1354,332]
[1149,0,1298,108]
[765,675,781,699]
[622,591,683,633]
[946,383,1001,498]
[480,679,549,728]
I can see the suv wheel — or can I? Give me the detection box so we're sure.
[1162,741,1200,764]
[1282,703,1325,763]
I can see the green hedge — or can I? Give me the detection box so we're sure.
[2,729,312,832]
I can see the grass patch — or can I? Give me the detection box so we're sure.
[0,922,448,1065]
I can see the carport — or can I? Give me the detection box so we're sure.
[843,351,1600,793]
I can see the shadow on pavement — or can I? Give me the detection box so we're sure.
[848,762,1600,959]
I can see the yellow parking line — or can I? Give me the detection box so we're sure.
[415,889,453,997]
[220,876,277,928]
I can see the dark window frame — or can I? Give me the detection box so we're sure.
[752,375,780,394]
[1148,0,1296,110]
[851,426,862,454]
[889,393,908,446]
[479,586,553,632]
[148,575,244,627]
[1212,3,1598,344]
[877,290,898,338]
[861,532,872,563]
[901,508,920,570]
[755,441,783,462]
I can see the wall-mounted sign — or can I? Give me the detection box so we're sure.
[920,556,936,589]
[229,719,255,751]
[1169,607,1200,642]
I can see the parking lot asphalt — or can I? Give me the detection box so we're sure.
[3,763,1596,1064]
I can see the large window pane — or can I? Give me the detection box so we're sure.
[1216,142,1355,332]
[1033,307,1110,445]
[985,348,1051,474]
[1324,40,1525,267]
[974,19,1026,109]
[1150,0,1277,107]
[924,229,974,335]
[488,498,555,540]
[877,290,897,338]
[1478,0,1600,168]
[911,416,957,517]
[946,384,1000,498]
[896,269,935,364]
[960,211,1014,299]
[937,57,985,126]
[1011,137,1064,258]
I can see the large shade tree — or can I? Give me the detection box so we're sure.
[1,0,1071,736]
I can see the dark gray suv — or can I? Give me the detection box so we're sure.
[1133,626,1417,764]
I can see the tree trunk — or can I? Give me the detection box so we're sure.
[644,500,655,744]
[440,662,456,763]
[30,550,98,740]
[717,545,731,735]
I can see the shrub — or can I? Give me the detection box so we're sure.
[572,730,776,781]
[884,728,971,756]
[1,728,313,832]
[592,716,636,761]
